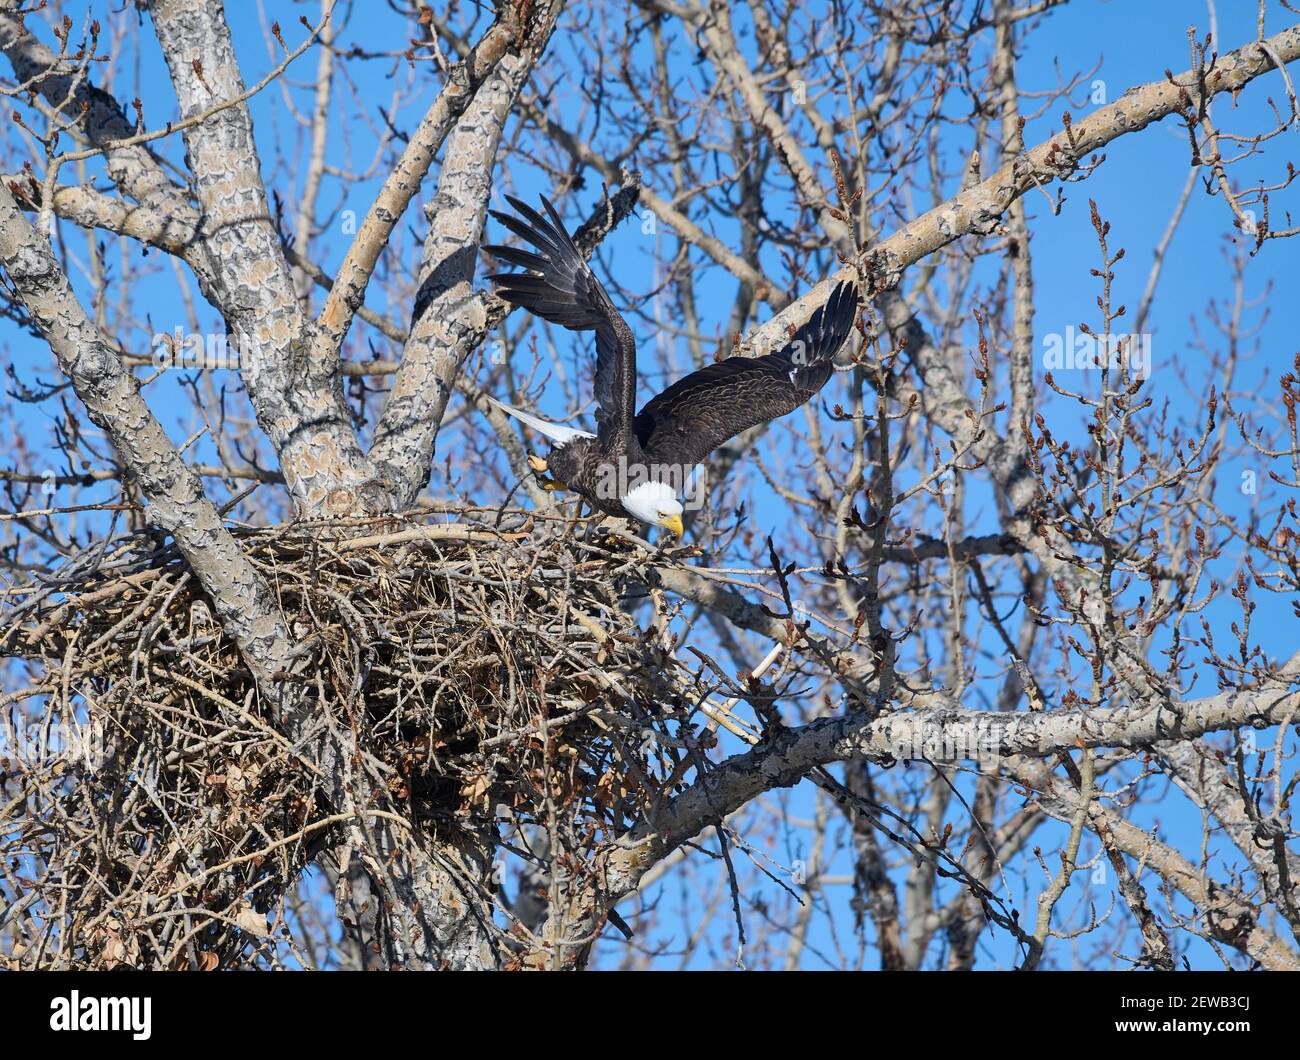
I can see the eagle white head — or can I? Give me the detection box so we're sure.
[622,480,684,537]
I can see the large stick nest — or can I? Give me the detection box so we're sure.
[1,509,722,968]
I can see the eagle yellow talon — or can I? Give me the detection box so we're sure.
[527,454,549,473]
[541,479,563,492]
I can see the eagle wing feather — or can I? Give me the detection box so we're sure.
[636,281,859,470]
[485,195,636,440]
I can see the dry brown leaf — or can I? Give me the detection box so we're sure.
[236,905,267,937]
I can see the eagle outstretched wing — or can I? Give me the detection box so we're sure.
[636,281,859,470]
[485,195,636,440]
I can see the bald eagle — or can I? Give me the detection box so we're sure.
[484,195,860,537]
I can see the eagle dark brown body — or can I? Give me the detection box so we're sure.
[546,435,650,520]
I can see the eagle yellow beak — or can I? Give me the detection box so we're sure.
[661,513,685,538]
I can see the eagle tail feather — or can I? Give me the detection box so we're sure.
[484,395,596,446]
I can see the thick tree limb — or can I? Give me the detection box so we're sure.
[310,14,520,374]
[583,667,1298,953]
[0,182,291,684]
[147,0,377,517]
[0,1,192,218]
[735,24,1300,355]
[369,1,563,504]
